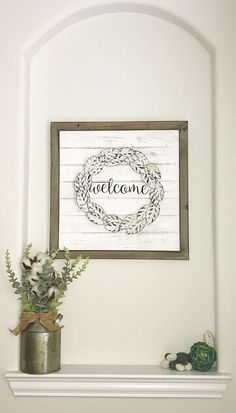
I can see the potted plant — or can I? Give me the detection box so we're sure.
[5,244,89,374]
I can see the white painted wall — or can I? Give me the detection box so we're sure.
[0,1,235,412]
[28,10,213,365]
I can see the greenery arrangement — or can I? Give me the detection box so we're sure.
[5,244,89,313]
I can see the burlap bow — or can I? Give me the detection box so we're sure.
[10,311,61,336]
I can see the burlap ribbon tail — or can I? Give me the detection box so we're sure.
[10,311,61,335]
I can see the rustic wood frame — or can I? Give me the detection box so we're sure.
[50,121,189,259]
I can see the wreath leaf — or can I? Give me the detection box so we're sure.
[141,168,157,188]
[126,219,146,235]
[85,156,98,172]
[145,164,161,180]
[76,188,89,205]
[104,215,122,232]
[137,204,149,221]
[133,150,149,165]
[89,158,105,176]
[120,214,136,230]
[81,172,92,188]
[86,212,104,225]
[146,203,160,225]
[149,181,165,204]
[74,172,83,192]
[130,162,146,174]
[87,201,106,219]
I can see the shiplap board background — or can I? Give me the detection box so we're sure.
[59,129,179,251]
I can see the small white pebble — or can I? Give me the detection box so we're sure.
[175,364,185,372]
[185,363,192,371]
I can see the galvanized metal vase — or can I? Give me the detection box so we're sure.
[20,321,61,374]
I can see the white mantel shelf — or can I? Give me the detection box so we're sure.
[5,365,231,398]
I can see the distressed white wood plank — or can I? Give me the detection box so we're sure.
[60,148,178,166]
[60,164,178,182]
[60,215,179,234]
[60,197,178,220]
[60,198,179,216]
[60,129,179,148]
[60,143,178,155]
[59,231,180,251]
[67,164,171,182]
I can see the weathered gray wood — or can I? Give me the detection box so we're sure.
[179,123,189,259]
[50,123,60,252]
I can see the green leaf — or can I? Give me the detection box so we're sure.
[23,243,32,258]
[22,302,33,312]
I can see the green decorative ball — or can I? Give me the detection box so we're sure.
[190,342,217,372]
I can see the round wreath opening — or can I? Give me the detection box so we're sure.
[74,147,164,235]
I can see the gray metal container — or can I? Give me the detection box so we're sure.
[20,321,61,374]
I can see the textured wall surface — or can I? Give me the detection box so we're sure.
[0,1,235,412]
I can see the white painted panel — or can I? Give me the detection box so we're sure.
[60,145,178,165]
[60,129,179,148]
[28,10,213,368]
[58,129,179,251]
[61,164,177,182]
[59,232,179,251]
[60,214,179,233]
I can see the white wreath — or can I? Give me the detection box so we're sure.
[74,147,164,234]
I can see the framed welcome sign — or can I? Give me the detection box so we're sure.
[50,121,189,259]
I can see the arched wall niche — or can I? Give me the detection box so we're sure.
[20,2,216,365]
[23,3,214,59]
